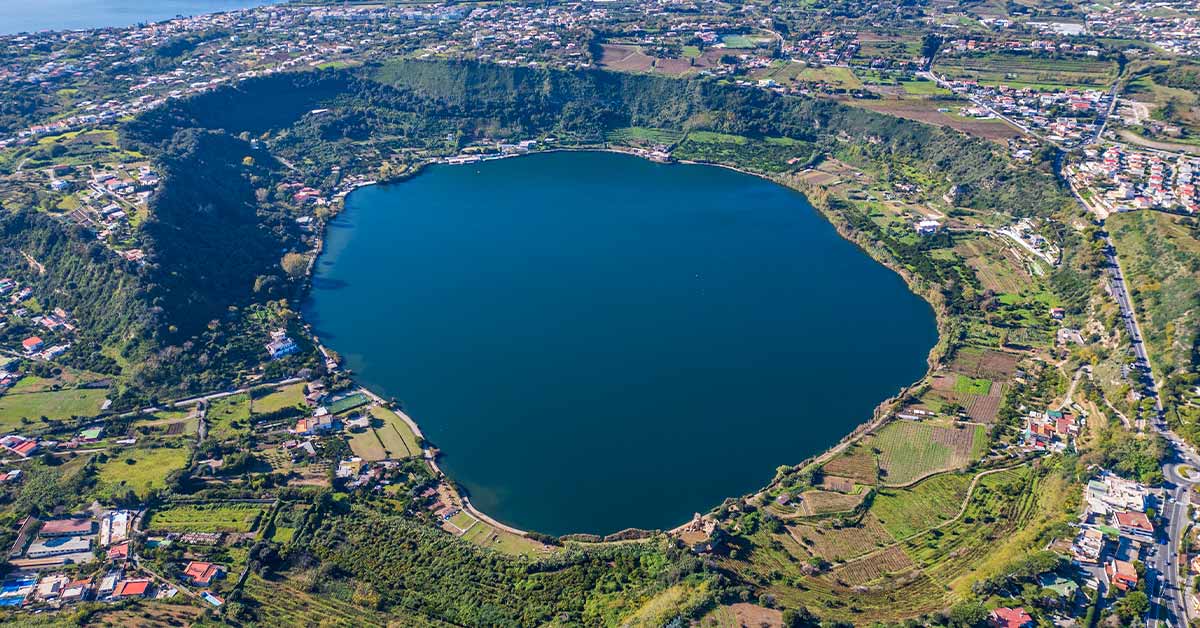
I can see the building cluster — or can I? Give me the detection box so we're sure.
[940,39,1102,56]
[1071,145,1199,214]
[782,31,858,67]
[1021,408,1081,452]
[1085,0,1200,58]
[947,80,1110,147]
[1069,472,1157,594]
[0,278,76,363]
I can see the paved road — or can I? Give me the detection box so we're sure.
[1058,151,1195,626]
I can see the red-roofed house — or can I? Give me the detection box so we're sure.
[989,607,1034,628]
[112,579,151,599]
[1115,511,1154,540]
[107,541,129,561]
[1107,559,1139,591]
[22,336,44,353]
[183,561,224,586]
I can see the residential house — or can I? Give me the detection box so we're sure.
[1115,511,1154,541]
[183,561,223,586]
[989,606,1033,628]
[21,336,43,353]
[111,578,152,599]
[1106,559,1138,591]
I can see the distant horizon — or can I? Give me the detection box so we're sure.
[0,0,280,36]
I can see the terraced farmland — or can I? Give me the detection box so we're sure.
[870,472,972,539]
[145,503,265,533]
[869,421,985,485]
[821,444,879,484]
[787,514,894,562]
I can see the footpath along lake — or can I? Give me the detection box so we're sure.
[304,151,937,535]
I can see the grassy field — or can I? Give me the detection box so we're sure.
[900,80,951,96]
[0,388,106,429]
[870,472,972,539]
[252,383,306,413]
[98,446,190,497]
[460,519,546,556]
[369,407,422,458]
[207,393,251,439]
[146,504,264,533]
[953,375,993,395]
[348,429,387,461]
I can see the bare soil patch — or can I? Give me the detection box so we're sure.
[852,98,1023,142]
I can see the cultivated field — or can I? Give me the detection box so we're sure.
[606,127,684,146]
[796,489,866,516]
[822,545,917,587]
[955,236,1036,294]
[145,504,264,533]
[852,99,1022,142]
[934,53,1117,90]
[787,513,894,562]
[820,444,878,484]
[243,574,396,627]
[868,421,984,484]
[870,472,972,539]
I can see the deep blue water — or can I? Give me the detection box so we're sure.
[1,1,278,34]
[304,151,937,535]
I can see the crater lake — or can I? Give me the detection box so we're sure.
[303,150,937,535]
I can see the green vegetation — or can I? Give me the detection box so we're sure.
[953,375,993,395]
[0,388,106,428]
[97,446,190,497]
[868,421,984,484]
[871,472,972,538]
[252,383,306,413]
[146,503,265,533]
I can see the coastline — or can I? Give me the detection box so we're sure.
[304,146,948,540]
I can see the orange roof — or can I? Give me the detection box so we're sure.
[990,607,1033,628]
[114,579,151,597]
[107,542,129,560]
[22,336,43,349]
[184,561,220,584]
[1115,511,1153,532]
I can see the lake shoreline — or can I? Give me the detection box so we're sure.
[306,147,944,538]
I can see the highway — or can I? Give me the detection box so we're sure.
[1059,152,1196,626]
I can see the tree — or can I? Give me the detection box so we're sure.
[782,607,818,627]
[281,252,308,279]
[948,600,989,627]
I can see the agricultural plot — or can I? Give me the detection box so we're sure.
[243,574,394,627]
[146,504,264,533]
[787,514,894,562]
[795,489,865,516]
[868,421,984,485]
[252,383,306,413]
[0,388,106,429]
[853,99,1022,142]
[820,444,878,484]
[821,545,916,587]
[98,446,189,497]
[673,132,813,173]
[929,372,1007,423]
[934,53,1117,90]
[606,127,684,146]
[955,236,1035,294]
[870,472,972,539]
[947,347,1020,382]
[902,467,1034,584]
